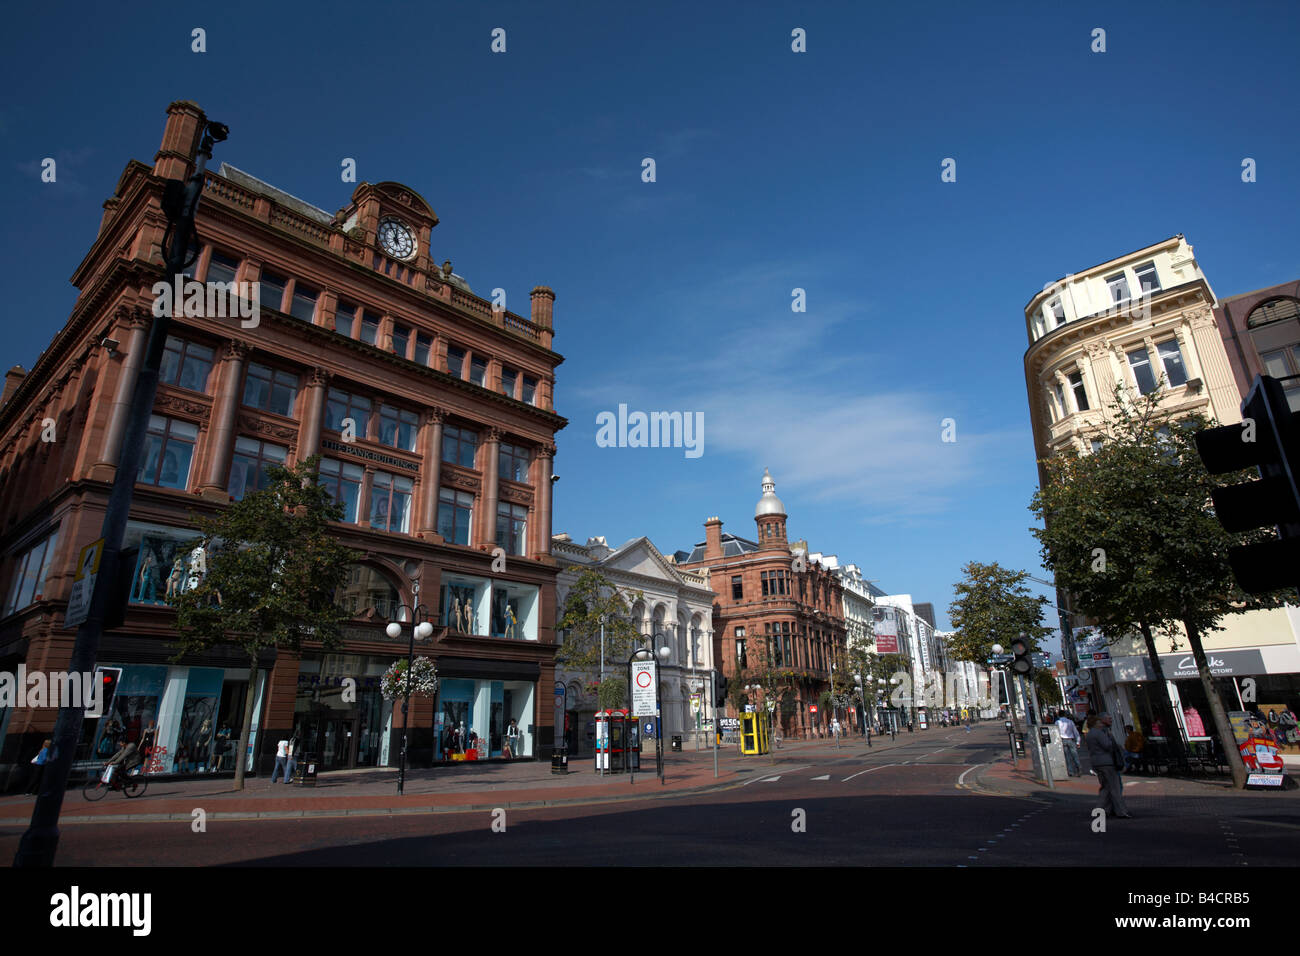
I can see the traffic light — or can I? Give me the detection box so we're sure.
[1195,374,1300,594]
[713,670,727,704]
[1010,637,1033,676]
[94,666,122,719]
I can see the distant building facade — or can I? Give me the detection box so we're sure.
[679,470,846,738]
[553,534,715,753]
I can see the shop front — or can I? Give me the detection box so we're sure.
[1112,647,1300,766]
[433,657,538,761]
[292,653,393,770]
[82,661,264,775]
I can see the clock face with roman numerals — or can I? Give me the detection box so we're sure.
[377,217,416,260]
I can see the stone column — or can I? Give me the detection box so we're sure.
[418,407,445,536]
[297,368,330,461]
[96,308,150,471]
[530,443,555,559]
[198,341,249,500]
[478,427,501,548]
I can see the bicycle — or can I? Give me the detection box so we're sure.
[83,763,148,801]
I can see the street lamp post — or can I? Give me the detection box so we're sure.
[385,583,436,796]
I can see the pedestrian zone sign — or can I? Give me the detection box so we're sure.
[64,538,104,629]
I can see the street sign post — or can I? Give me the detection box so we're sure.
[64,539,104,630]
[631,661,656,718]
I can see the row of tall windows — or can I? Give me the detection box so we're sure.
[197,245,544,404]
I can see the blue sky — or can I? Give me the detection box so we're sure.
[4,1,1299,631]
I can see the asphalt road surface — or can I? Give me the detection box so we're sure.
[5,727,1296,866]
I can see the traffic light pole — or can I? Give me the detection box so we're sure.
[1025,674,1055,790]
[14,123,225,868]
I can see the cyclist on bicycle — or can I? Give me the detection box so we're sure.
[103,738,143,788]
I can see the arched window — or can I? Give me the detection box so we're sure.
[1247,298,1300,329]
[336,563,405,621]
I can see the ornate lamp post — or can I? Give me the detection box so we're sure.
[384,578,436,796]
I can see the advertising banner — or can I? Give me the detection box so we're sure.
[874,615,899,654]
[1228,711,1286,773]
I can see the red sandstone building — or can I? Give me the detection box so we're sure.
[0,101,566,786]
[1214,279,1300,410]
[677,470,846,739]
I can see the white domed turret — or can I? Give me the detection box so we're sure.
[755,468,786,518]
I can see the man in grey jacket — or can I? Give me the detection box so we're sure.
[1084,713,1132,818]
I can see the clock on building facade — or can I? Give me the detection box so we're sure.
[377,216,416,260]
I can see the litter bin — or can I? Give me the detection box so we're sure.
[294,753,319,787]
[551,747,569,775]
[670,735,682,753]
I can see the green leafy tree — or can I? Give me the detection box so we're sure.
[948,561,1052,666]
[1030,384,1287,788]
[556,568,643,705]
[1033,669,1062,708]
[168,457,360,790]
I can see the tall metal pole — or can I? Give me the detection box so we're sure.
[15,121,226,868]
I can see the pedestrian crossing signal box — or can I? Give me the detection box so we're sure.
[740,712,771,755]
[594,709,640,773]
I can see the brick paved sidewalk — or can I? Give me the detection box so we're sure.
[973,753,1300,801]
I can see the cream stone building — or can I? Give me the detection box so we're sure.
[552,534,716,754]
[1024,236,1300,763]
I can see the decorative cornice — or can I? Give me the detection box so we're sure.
[155,390,211,420]
[485,426,503,443]
[237,413,298,443]
[426,406,446,425]
[309,367,332,388]
[225,341,251,362]
[499,484,533,506]
[446,471,480,491]
[538,443,556,459]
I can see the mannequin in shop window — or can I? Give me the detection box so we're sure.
[450,597,463,632]
[505,606,517,640]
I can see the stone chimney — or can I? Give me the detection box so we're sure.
[530,286,555,328]
[2,366,27,407]
[704,516,723,560]
[152,100,206,181]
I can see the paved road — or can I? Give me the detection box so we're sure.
[6,727,1295,866]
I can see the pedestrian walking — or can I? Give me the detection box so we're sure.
[273,738,290,784]
[26,738,52,794]
[1084,714,1132,818]
[1055,712,1082,776]
[284,735,298,783]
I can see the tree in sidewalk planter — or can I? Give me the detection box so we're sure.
[168,456,360,791]
[1029,384,1290,789]
[947,562,1052,721]
[947,562,1053,665]
[556,568,643,708]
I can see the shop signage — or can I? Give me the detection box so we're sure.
[1074,632,1111,665]
[719,717,740,730]
[630,660,656,717]
[1247,773,1285,787]
[65,538,104,629]
[320,439,419,472]
[1112,649,1267,682]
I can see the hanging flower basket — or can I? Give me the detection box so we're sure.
[380,656,439,700]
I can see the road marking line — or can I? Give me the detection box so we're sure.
[761,776,781,783]
[956,764,986,788]
[842,764,898,782]
[811,774,830,781]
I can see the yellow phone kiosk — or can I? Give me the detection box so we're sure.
[740,711,770,755]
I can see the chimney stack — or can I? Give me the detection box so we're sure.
[530,286,555,328]
[704,516,723,560]
[2,366,27,408]
[152,100,206,181]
